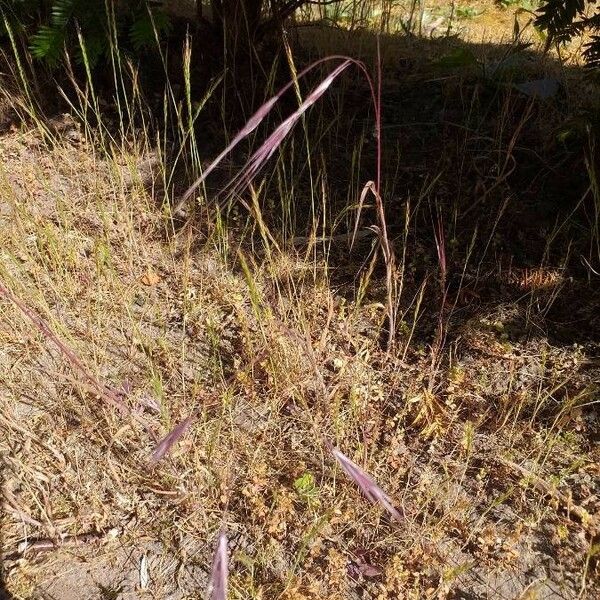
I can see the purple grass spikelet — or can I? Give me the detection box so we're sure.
[208,529,228,600]
[329,444,403,522]
[149,413,196,464]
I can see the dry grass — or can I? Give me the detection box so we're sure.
[1,115,598,599]
[1,7,600,600]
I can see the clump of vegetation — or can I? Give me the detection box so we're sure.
[0,1,326,68]
[0,0,172,66]
[535,0,600,66]
[1,1,598,70]
[0,1,599,599]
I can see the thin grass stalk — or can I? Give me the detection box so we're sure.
[401,277,428,362]
[394,196,411,322]
[182,35,203,178]
[352,180,397,349]
[76,25,107,149]
[106,0,132,143]
[182,55,378,206]
[429,215,448,388]
[584,130,600,259]
[0,25,52,142]
[170,76,223,214]
[282,32,319,241]
[1,17,34,109]
[0,280,128,415]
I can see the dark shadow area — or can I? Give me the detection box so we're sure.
[130,24,600,325]
[181,25,600,366]
[284,29,600,335]
[189,24,600,450]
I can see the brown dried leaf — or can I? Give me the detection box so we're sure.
[140,267,160,286]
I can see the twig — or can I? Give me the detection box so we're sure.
[4,529,119,562]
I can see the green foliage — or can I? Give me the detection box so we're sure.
[456,6,485,19]
[129,6,172,52]
[435,47,479,69]
[536,0,600,67]
[1,0,323,71]
[293,472,320,506]
[0,0,172,67]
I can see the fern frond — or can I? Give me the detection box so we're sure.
[51,0,75,27]
[129,6,171,52]
[583,35,600,68]
[536,0,600,68]
[30,23,65,64]
[536,0,586,41]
